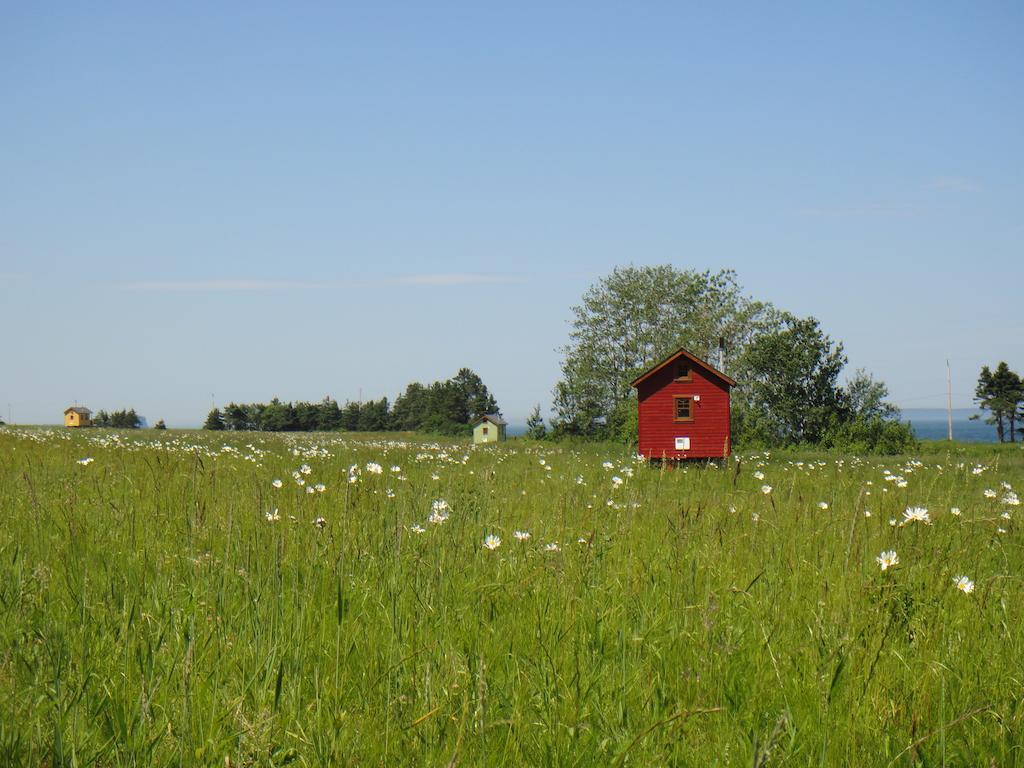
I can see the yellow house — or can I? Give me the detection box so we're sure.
[64,406,92,428]
[473,414,507,444]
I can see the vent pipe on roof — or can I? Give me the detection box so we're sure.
[718,337,726,373]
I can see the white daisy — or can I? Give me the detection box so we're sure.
[901,506,931,526]
[876,550,899,571]
[952,575,974,594]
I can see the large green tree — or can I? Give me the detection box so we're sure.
[736,316,847,445]
[553,265,777,435]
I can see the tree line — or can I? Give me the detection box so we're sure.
[93,409,143,429]
[975,362,1024,442]
[204,368,499,436]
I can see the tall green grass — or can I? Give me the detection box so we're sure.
[1,428,1021,765]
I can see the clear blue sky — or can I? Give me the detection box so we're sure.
[2,2,1021,426]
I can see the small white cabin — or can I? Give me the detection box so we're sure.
[473,414,507,444]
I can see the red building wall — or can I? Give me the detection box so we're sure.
[636,362,731,459]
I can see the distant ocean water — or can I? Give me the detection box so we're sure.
[901,408,999,443]
[507,409,1002,443]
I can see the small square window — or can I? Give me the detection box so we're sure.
[674,396,693,421]
[483,426,488,434]
[674,360,692,381]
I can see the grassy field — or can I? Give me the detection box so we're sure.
[1,427,1022,766]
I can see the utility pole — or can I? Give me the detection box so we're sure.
[946,360,954,441]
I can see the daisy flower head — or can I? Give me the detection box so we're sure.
[265,508,281,522]
[876,550,899,571]
[817,501,829,510]
[761,485,773,495]
[543,542,560,552]
[950,507,961,516]
[513,530,531,541]
[952,575,974,594]
[483,534,501,550]
[314,516,327,529]
[984,489,997,499]
[271,479,283,489]
[753,471,765,480]
[77,457,94,466]
[901,506,931,526]
[611,476,624,489]
[409,523,425,534]
[1002,491,1020,506]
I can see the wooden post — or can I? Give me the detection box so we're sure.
[946,360,954,441]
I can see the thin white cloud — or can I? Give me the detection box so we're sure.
[926,176,982,193]
[396,273,523,286]
[120,279,312,292]
[118,273,524,292]
[794,202,926,218]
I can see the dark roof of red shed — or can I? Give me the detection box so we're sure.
[629,347,737,389]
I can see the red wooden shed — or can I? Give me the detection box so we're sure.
[630,347,736,460]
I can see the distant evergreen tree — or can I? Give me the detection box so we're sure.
[260,398,296,431]
[526,404,547,439]
[154,419,167,430]
[975,362,1023,443]
[224,403,249,431]
[357,398,392,431]
[204,408,226,431]
[340,400,361,431]
[107,408,141,428]
[317,397,343,430]
[453,368,499,421]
